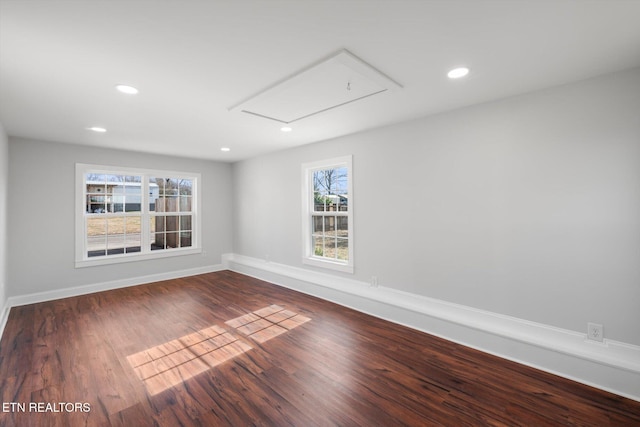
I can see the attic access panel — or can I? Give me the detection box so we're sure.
[229,49,402,124]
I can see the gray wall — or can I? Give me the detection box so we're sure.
[233,68,640,345]
[0,122,8,310]
[7,138,233,297]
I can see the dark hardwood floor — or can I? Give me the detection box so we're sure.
[0,270,639,426]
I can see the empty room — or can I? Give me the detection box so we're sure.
[1,1,640,426]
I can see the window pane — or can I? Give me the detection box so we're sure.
[124,175,142,212]
[314,194,327,212]
[324,216,336,237]
[88,249,106,258]
[165,215,179,233]
[157,197,179,212]
[86,173,106,184]
[179,196,192,212]
[337,195,348,212]
[154,215,167,233]
[107,234,125,255]
[180,232,192,248]
[312,215,323,234]
[337,217,348,238]
[112,191,124,213]
[87,200,106,214]
[333,167,348,194]
[151,233,164,250]
[151,215,182,251]
[87,216,106,235]
[125,216,142,253]
[167,179,179,196]
[149,177,161,211]
[336,238,349,261]
[313,170,326,194]
[87,217,106,257]
[312,236,324,257]
[106,217,125,235]
[313,167,349,212]
[86,173,107,213]
[180,215,192,231]
[313,170,328,212]
[179,179,193,196]
[165,232,179,249]
[125,216,141,234]
[153,215,165,234]
[323,237,337,259]
[126,232,141,253]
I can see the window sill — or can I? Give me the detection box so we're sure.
[75,247,202,268]
[302,256,354,274]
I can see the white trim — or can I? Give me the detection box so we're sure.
[301,256,354,273]
[5,264,224,310]
[75,247,202,268]
[222,253,640,402]
[0,293,10,341]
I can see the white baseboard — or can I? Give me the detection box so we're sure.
[222,253,640,402]
[0,264,225,338]
[0,291,9,341]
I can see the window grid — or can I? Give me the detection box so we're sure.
[76,165,200,267]
[148,177,194,251]
[302,156,353,273]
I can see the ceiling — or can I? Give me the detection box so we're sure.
[1,1,640,163]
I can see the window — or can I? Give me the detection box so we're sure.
[302,155,353,273]
[76,164,201,267]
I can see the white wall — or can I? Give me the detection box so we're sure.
[0,122,8,315]
[233,68,640,346]
[7,138,233,298]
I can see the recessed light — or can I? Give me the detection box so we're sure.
[115,84,139,95]
[87,126,107,133]
[220,147,231,152]
[447,67,470,79]
[280,126,292,132]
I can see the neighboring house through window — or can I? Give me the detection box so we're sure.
[75,164,201,267]
[302,155,353,273]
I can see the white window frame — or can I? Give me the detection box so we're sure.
[75,163,202,268]
[301,155,353,273]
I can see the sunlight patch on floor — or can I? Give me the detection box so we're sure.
[127,305,310,395]
[127,324,252,395]
[225,304,311,343]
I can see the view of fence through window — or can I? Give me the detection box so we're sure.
[84,173,193,258]
[312,166,349,261]
[149,177,193,251]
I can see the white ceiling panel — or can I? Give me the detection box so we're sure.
[230,49,401,124]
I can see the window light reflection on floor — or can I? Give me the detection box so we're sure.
[127,324,252,395]
[127,305,310,395]
[225,304,311,343]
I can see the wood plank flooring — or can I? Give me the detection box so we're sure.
[0,270,639,426]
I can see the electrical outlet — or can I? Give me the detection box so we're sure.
[587,322,604,343]
[371,276,378,288]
